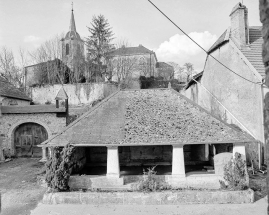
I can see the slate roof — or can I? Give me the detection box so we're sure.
[41,89,254,147]
[156,62,174,69]
[1,105,66,114]
[208,30,229,54]
[208,26,264,78]
[241,27,264,78]
[0,76,31,101]
[109,45,154,56]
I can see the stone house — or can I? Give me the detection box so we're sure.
[0,78,67,159]
[107,45,158,82]
[155,62,175,80]
[183,3,265,167]
[40,88,254,189]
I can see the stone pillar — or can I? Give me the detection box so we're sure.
[259,2,269,213]
[106,146,120,178]
[172,145,185,176]
[39,147,48,162]
[233,143,246,159]
[48,147,52,158]
[205,144,209,161]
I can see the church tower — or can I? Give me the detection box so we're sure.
[61,5,84,69]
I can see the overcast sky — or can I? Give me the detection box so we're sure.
[0,0,261,71]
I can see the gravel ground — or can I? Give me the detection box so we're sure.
[31,197,267,215]
[0,158,46,215]
[0,158,267,215]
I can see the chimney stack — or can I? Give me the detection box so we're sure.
[230,2,249,48]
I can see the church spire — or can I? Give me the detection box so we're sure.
[70,2,76,32]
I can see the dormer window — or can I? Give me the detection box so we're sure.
[66,44,70,55]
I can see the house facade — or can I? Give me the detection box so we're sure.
[155,62,175,80]
[183,3,266,167]
[40,88,254,190]
[107,45,158,82]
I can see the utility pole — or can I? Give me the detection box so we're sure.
[259,0,269,214]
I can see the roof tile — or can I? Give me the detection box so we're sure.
[42,89,254,146]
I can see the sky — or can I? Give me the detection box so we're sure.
[0,0,261,71]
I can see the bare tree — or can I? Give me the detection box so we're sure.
[0,46,27,87]
[167,62,186,82]
[29,34,71,85]
[106,40,138,87]
[184,62,194,82]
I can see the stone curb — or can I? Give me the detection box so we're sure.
[43,189,254,205]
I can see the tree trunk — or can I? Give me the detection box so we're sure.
[259,1,269,214]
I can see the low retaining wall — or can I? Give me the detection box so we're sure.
[43,189,254,205]
[68,174,223,190]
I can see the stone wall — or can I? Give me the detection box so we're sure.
[0,113,66,156]
[28,83,118,106]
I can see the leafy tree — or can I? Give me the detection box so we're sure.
[86,14,114,81]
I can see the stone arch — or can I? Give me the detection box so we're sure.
[7,119,52,155]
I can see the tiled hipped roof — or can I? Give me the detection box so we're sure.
[0,77,31,101]
[41,89,254,147]
[208,26,264,78]
[241,27,264,78]
[108,45,154,56]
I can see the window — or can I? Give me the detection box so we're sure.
[66,44,69,55]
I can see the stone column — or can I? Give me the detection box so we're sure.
[106,146,120,178]
[39,147,48,162]
[205,144,209,161]
[172,145,185,176]
[48,147,53,158]
[233,143,246,159]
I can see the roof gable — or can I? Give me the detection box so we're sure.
[208,26,264,79]
[42,89,254,146]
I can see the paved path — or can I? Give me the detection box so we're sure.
[31,196,267,215]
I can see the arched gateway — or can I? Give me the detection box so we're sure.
[13,122,48,157]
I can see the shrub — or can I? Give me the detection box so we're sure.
[219,152,248,190]
[45,100,51,105]
[135,166,171,192]
[45,144,75,192]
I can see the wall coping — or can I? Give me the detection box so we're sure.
[43,189,254,205]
